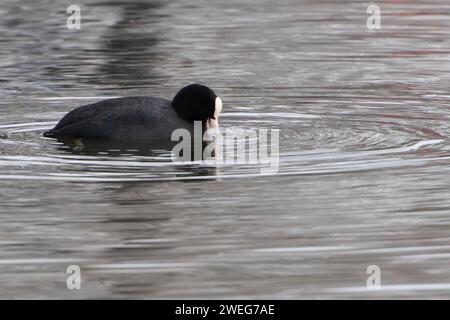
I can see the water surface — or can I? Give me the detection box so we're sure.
[1,0,450,298]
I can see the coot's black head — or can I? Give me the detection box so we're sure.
[172,84,222,122]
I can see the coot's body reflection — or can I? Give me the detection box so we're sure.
[56,136,218,167]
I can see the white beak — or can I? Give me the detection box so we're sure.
[204,97,222,141]
[206,97,222,130]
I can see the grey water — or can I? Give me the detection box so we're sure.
[1,0,450,299]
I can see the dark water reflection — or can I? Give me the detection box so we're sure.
[1,0,450,298]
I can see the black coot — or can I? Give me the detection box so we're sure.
[43,84,222,141]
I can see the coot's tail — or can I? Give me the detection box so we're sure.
[43,129,57,138]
